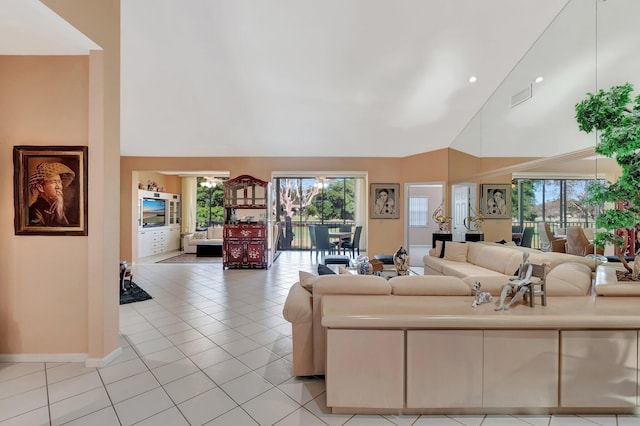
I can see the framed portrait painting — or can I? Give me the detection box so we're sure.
[370,183,400,219]
[480,183,511,219]
[13,146,88,236]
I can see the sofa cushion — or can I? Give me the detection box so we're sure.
[443,263,504,280]
[473,246,520,275]
[462,275,512,296]
[193,231,207,240]
[299,271,318,291]
[443,242,467,262]
[390,275,471,295]
[434,240,444,258]
[545,262,592,296]
[208,226,223,239]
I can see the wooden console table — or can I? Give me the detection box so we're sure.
[321,295,640,414]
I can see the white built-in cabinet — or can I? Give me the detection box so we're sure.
[138,190,181,258]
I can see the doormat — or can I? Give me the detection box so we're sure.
[120,282,152,305]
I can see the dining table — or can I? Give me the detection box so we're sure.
[329,231,352,252]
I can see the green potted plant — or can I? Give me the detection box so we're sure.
[575,83,640,276]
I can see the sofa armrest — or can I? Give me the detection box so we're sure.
[183,233,194,246]
[283,282,312,324]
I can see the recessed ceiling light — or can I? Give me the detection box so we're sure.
[535,76,544,83]
[468,76,477,83]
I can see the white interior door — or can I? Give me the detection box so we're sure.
[452,184,475,242]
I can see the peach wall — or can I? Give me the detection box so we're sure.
[121,154,450,262]
[45,0,122,362]
[0,56,90,354]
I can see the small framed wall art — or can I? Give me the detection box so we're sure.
[13,145,88,235]
[480,183,511,219]
[370,183,400,219]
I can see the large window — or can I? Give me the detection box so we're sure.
[512,178,602,230]
[273,176,365,250]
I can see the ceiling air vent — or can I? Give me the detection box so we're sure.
[510,84,532,108]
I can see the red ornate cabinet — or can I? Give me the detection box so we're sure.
[223,175,271,269]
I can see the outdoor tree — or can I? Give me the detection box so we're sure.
[279,178,320,218]
[575,82,640,274]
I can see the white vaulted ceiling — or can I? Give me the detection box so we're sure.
[4,0,572,158]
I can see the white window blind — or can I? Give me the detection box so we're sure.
[409,196,428,227]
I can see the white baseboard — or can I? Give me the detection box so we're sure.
[0,353,87,363]
[86,346,122,368]
[0,346,123,368]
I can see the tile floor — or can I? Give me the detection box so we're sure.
[1,251,640,425]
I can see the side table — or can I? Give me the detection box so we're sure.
[432,232,453,248]
[465,233,484,242]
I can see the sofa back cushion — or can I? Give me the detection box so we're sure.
[390,275,471,295]
[193,231,207,240]
[208,226,223,239]
[443,241,468,262]
[473,245,522,275]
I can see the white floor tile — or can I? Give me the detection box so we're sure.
[177,387,237,425]
[0,363,44,383]
[150,357,199,385]
[98,358,149,385]
[105,370,160,404]
[62,406,120,426]
[0,387,48,422]
[49,387,112,426]
[277,376,326,405]
[0,371,45,399]
[188,346,234,369]
[46,362,96,384]
[254,358,295,385]
[203,357,252,385]
[134,407,190,426]
[275,407,327,426]
[177,336,219,356]
[140,346,186,369]
[220,371,274,404]
[344,415,396,424]
[48,370,103,403]
[113,387,174,426]
[162,371,217,404]
[241,387,301,426]
[203,406,260,425]
[236,346,280,369]
[0,406,50,426]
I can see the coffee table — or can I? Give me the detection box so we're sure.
[196,244,222,257]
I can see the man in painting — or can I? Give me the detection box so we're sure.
[375,188,395,215]
[28,161,76,226]
[486,189,506,215]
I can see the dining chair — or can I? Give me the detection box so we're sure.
[565,226,603,256]
[341,225,362,257]
[308,224,317,260]
[538,222,566,252]
[520,227,534,248]
[314,225,338,262]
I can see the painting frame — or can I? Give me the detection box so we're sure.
[480,183,511,219]
[370,183,400,219]
[13,145,88,236]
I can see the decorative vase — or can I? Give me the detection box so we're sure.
[393,246,409,276]
[357,255,372,275]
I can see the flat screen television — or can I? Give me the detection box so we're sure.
[142,198,166,227]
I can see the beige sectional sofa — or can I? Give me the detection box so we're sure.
[182,226,223,253]
[423,241,596,296]
[283,269,587,377]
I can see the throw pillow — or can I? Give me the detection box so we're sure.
[338,266,352,274]
[318,264,336,275]
[210,226,223,239]
[193,231,207,240]
[299,271,318,291]
[443,241,468,262]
